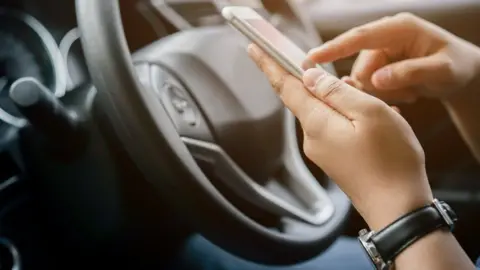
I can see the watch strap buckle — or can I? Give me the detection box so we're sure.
[432,199,457,231]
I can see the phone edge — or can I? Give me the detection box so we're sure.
[224,8,304,80]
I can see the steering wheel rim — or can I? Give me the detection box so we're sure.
[76,0,350,264]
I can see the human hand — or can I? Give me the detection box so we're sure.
[342,75,401,114]
[248,44,433,230]
[306,13,480,103]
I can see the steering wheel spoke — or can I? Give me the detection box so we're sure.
[182,136,333,225]
[181,110,334,226]
[281,110,335,220]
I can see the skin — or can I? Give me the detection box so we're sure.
[443,78,480,162]
[308,12,480,162]
[308,12,480,165]
[247,12,480,270]
[308,13,480,103]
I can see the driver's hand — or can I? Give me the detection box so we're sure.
[306,13,480,103]
[248,44,433,230]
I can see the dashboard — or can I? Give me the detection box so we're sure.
[0,1,166,268]
[0,1,88,130]
[0,1,89,268]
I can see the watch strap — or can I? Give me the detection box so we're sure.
[371,200,457,263]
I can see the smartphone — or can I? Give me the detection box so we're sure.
[222,6,311,79]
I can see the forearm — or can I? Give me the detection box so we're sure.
[395,230,475,270]
[444,77,480,163]
[362,176,475,270]
[366,211,476,270]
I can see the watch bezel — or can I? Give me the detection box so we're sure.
[358,229,392,270]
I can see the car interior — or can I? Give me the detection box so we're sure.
[0,0,480,269]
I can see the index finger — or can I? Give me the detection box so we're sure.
[306,13,420,63]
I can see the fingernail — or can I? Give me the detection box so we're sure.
[373,67,392,87]
[302,59,316,70]
[303,68,327,91]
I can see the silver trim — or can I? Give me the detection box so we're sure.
[282,110,334,214]
[432,198,454,229]
[182,137,334,225]
[181,110,334,226]
[358,229,391,270]
[0,238,22,270]
[0,176,18,193]
[0,8,67,127]
[59,27,81,91]
[149,0,194,30]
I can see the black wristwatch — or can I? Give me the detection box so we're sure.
[358,199,457,270]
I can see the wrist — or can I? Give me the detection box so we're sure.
[443,75,480,109]
[443,48,480,106]
[359,198,468,270]
[363,196,433,231]
[356,180,433,231]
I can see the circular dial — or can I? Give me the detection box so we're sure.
[0,30,45,118]
[0,8,66,127]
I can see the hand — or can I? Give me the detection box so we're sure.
[342,75,401,113]
[306,13,480,103]
[248,44,433,230]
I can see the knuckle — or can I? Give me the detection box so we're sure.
[337,46,350,58]
[256,54,269,72]
[394,12,421,31]
[363,100,388,117]
[440,58,455,78]
[351,54,372,86]
[278,76,297,101]
[380,15,392,21]
[320,78,344,101]
[353,68,370,83]
[271,74,287,95]
[395,12,417,24]
[351,25,370,37]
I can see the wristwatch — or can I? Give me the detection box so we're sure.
[358,199,457,270]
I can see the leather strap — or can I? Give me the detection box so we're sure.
[371,202,457,263]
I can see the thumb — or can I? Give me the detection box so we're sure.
[303,69,379,120]
[371,55,449,90]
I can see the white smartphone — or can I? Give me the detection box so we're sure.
[222,6,312,79]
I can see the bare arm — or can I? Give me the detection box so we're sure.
[307,13,480,165]
[366,201,476,270]
[298,13,480,270]
[396,231,475,270]
[248,41,477,270]
[444,76,480,163]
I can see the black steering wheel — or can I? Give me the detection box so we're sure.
[75,0,350,265]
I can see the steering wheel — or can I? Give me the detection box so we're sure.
[75,0,350,265]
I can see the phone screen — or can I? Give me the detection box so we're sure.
[244,18,307,70]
